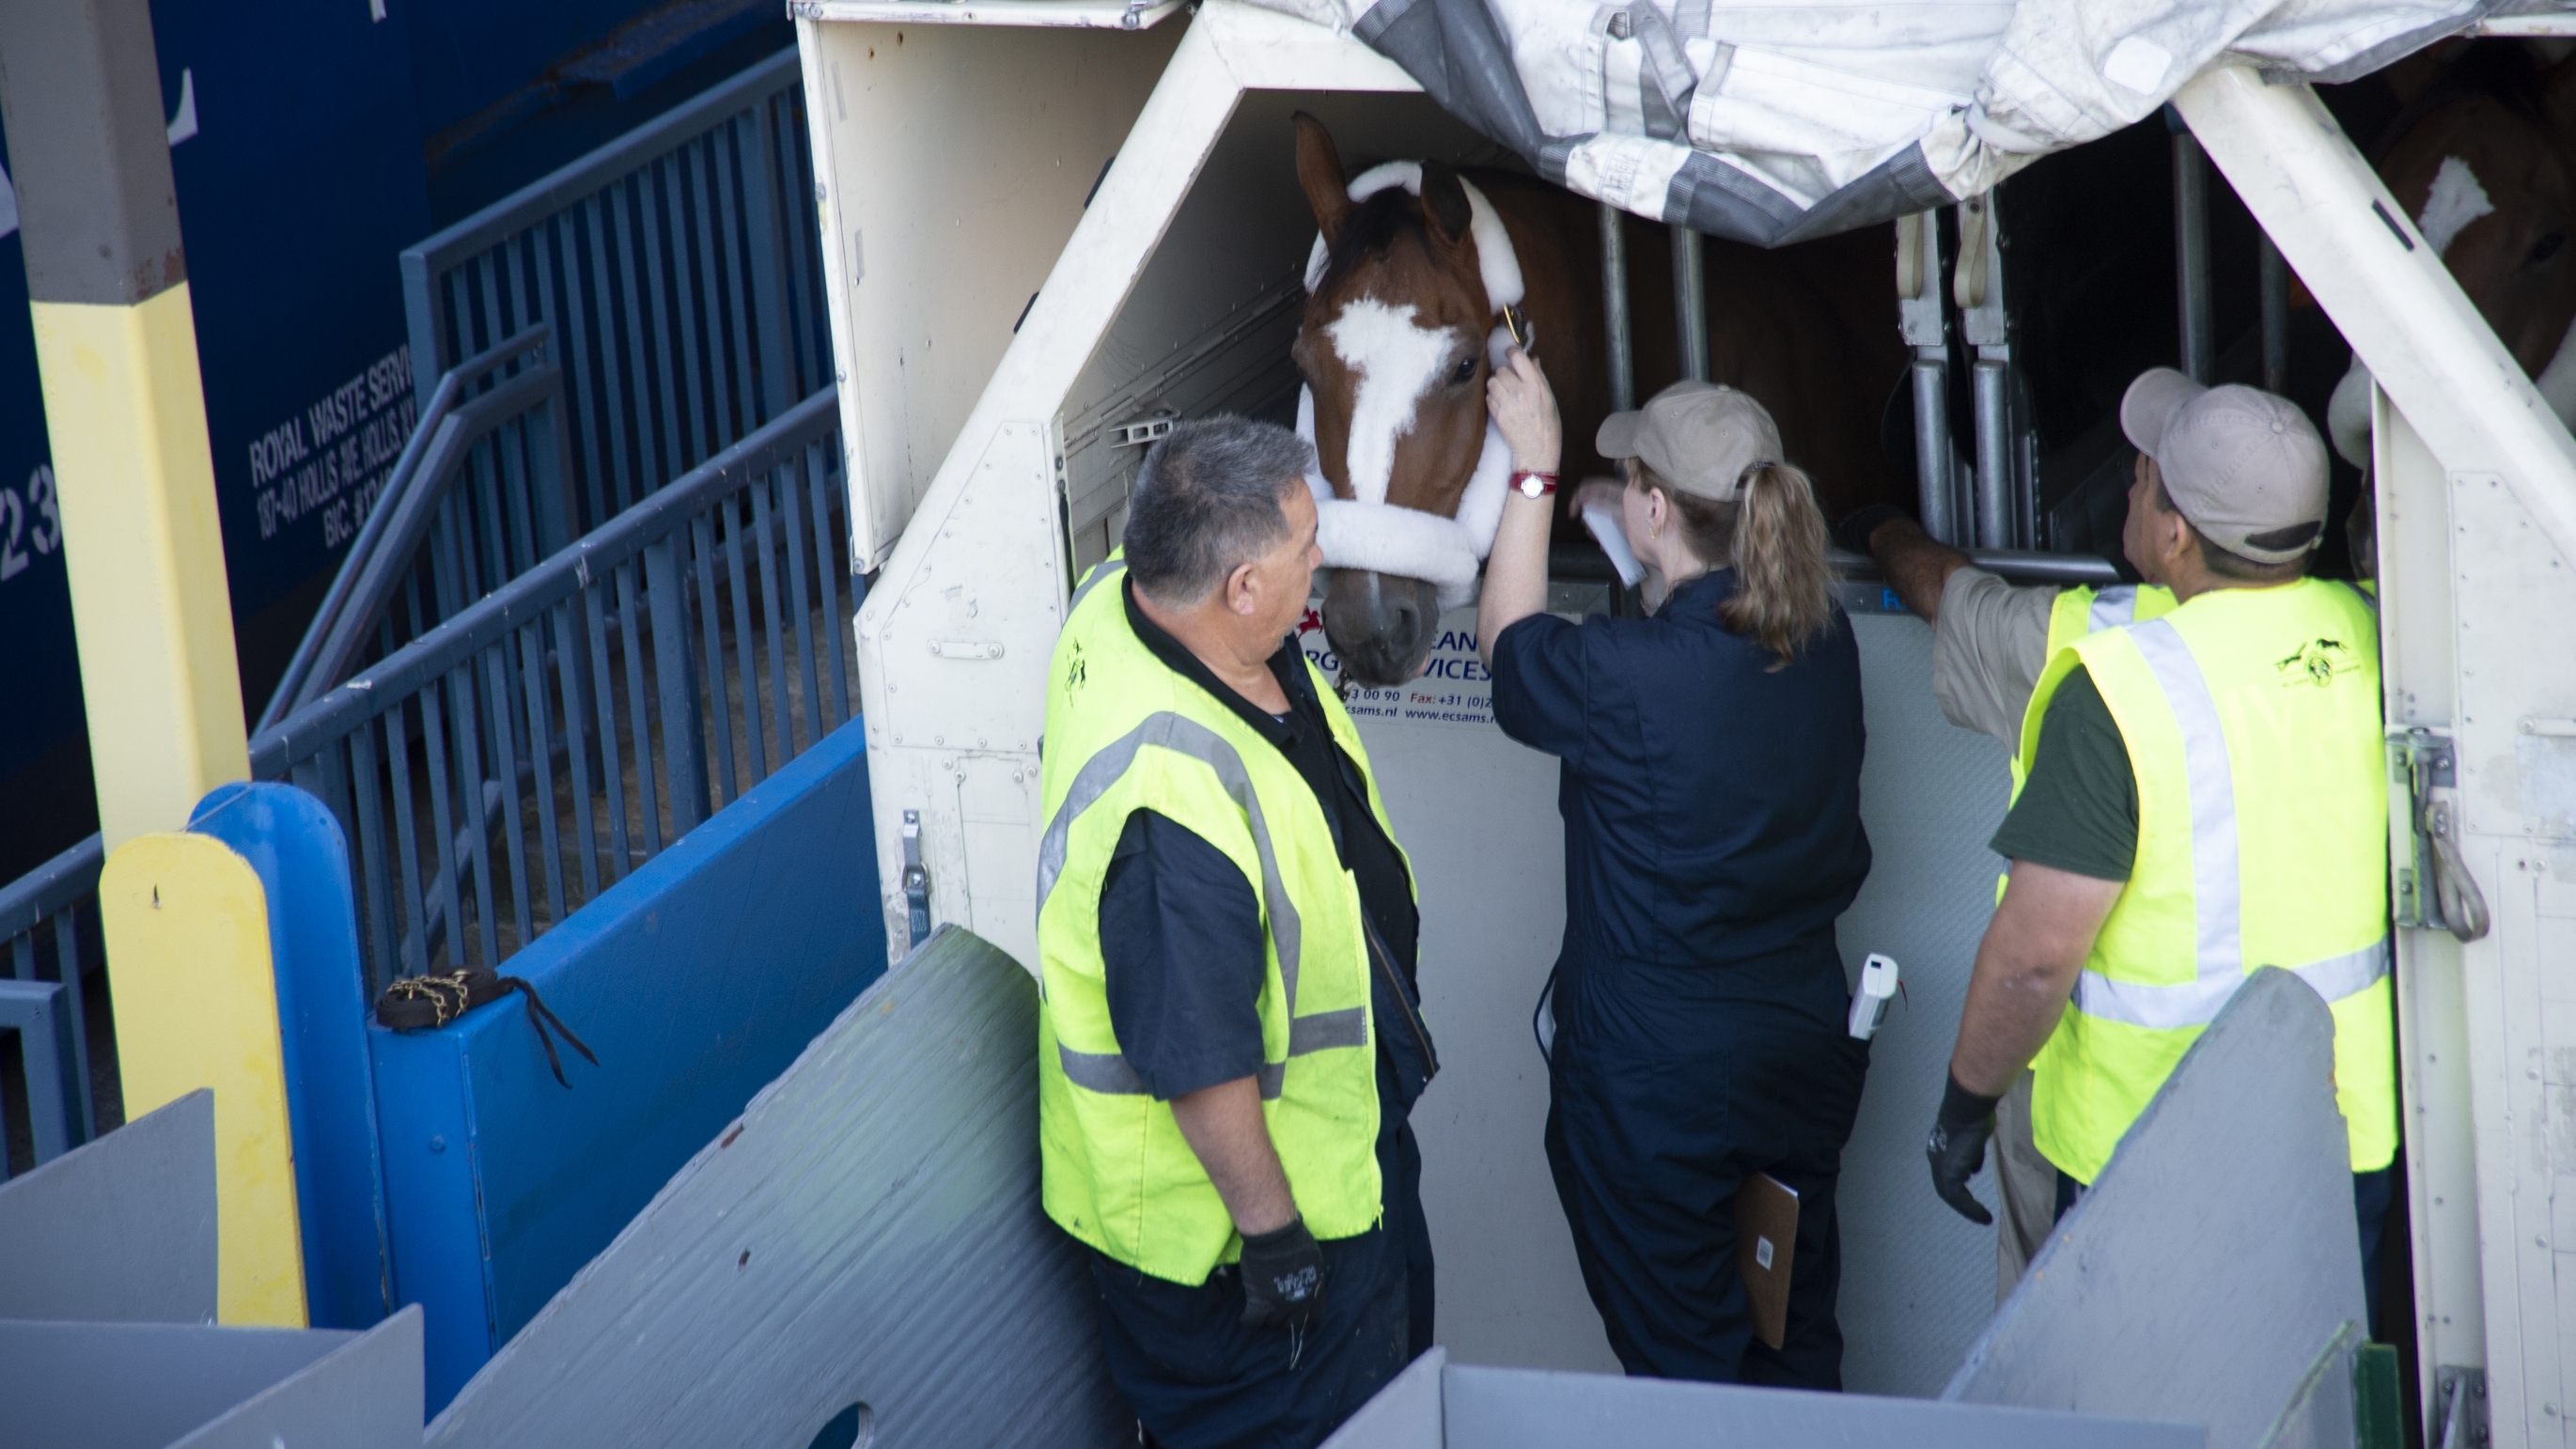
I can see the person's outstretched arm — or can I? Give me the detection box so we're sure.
[1479,348,1561,667]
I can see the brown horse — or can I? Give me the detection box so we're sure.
[2331,45,2576,460]
[1292,115,1906,687]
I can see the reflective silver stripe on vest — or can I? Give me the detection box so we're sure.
[1068,556,1129,615]
[1039,710,1367,1098]
[2069,617,2389,1030]
[2086,585,2140,632]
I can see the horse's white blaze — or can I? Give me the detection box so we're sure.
[2418,156,2495,258]
[1326,297,1462,506]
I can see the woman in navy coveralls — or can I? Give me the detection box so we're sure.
[1476,350,1873,1388]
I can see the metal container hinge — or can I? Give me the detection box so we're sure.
[2393,729,2489,942]
[900,809,932,950]
[2433,1365,2487,1449]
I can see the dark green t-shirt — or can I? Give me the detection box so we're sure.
[1989,665,2139,882]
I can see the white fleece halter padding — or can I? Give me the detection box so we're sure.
[2417,157,2495,258]
[1299,161,1524,602]
[1302,163,1523,311]
[2331,311,2576,469]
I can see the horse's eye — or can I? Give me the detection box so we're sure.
[1450,356,1478,386]
[2534,233,2568,266]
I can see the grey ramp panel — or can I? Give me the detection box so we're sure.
[1426,1363,2199,1447]
[0,1318,351,1449]
[1944,970,2367,1449]
[1834,613,2017,1395]
[429,925,1127,1448]
[172,1307,424,1449]
[0,1089,216,1323]
[1319,1346,1447,1448]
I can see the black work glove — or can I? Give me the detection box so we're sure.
[1238,1217,1324,1330]
[1926,1073,2001,1225]
[1834,504,1910,558]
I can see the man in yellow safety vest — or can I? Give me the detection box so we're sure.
[1837,506,2177,1302]
[1908,371,2396,1328]
[1037,416,1438,1448]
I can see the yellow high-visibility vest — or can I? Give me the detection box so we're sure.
[1035,554,1402,1283]
[2016,578,2395,1184]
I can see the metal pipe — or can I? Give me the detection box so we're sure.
[1672,223,1710,382]
[1973,357,2012,549]
[2259,233,2289,394]
[1831,544,2122,587]
[1912,360,1956,543]
[2175,132,2215,382]
[1600,202,1636,413]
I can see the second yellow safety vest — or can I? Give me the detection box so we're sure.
[2015,578,2395,1184]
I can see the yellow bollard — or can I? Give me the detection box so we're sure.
[100,833,307,1328]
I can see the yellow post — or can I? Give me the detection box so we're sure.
[32,289,247,849]
[100,833,307,1327]
[0,0,247,856]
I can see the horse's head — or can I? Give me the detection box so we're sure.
[1292,114,1515,689]
[2375,53,2576,375]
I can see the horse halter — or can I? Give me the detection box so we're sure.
[1297,161,1527,609]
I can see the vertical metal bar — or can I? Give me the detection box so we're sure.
[737,101,797,423]
[555,596,603,906]
[645,533,708,835]
[517,616,565,937]
[385,696,429,976]
[774,461,823,748]
[2175,130,2215,384]
[585,582,633,883]
[611,181,669,498]
[693,511,740,804]
[684,137,742,450]
[749,475,794,763]
[664,148,715,468]
[557,208,606,534]
[2259,233,2289,395]
[1599,202,1635,414]
[9,934,28,979]
[615,560,664,856]
[587,196,641,517]
[418,678,466,969]
[1671,224,1709,383]
[445,662,502,969]
[722,489,770,785]
[349,720,398,996]
[51,906,90,1143]
[478,642,534,955]
[1912,362,1957,543]
[805,449,851,729]
[632,169,690,488]
[1973,359,2012,549]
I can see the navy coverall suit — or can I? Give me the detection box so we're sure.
[1491,569,1872,1388]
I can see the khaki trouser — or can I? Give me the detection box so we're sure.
[1994,1069,2058,1303]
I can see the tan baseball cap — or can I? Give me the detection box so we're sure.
[2120,368,2329,565]
[1596,381,1783,502]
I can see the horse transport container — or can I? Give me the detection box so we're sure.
[794,2,2576,1440]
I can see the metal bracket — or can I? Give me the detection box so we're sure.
[2393,729,2490,942]
[900,810,932,950]
[2432,1365,2488,1449]
[1109,413,1176,448]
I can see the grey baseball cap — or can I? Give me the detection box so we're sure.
[1596,381,1783,502]
[2120,368,2330,565]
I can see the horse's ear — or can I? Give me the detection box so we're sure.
[1294,112,1354,245]
[1418,159,1475,247]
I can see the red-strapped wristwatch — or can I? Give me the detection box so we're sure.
[1509,470,1558,499]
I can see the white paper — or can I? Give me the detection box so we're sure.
[1582,500,1644,587]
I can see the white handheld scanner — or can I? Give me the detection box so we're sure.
[1849,953,1899,1040]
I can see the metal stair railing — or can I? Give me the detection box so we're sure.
[402,46,832,538]
[251,388,854,997]
[0,836,105,1180]
[259,325,567,733]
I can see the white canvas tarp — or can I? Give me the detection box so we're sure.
[1244,0,2552,242]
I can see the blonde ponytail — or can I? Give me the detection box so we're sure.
[1718,460,1833,670]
